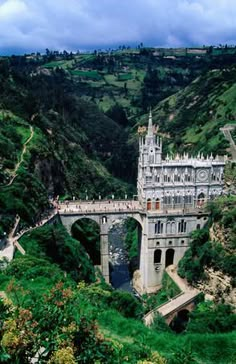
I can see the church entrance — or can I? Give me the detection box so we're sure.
[165,248,175,267]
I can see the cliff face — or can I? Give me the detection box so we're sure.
[197,267,236,306]
[197,173,236,305]
[34,158,66,196]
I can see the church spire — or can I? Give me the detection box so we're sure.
[147,108,153,136]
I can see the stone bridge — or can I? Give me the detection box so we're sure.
[143,265,200,325]
[143,289,199,325]
[156,291,198,326]
[58,200,146,284]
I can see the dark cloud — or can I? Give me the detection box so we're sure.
[0,0,236,54]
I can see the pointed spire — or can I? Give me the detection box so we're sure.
[147,108,153,136]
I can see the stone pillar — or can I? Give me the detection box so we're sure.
[100,223,109,283]
[59,215,73,235]
[139,216,148,292]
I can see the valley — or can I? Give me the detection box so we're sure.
[0,47,235,363]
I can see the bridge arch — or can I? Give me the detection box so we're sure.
[71,217,101,265]
[108,216,143,290]
[169,309,190,333]
[60,212,144,286]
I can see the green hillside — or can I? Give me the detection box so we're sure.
[143,67,236,156]
[40,47,236,117]
[0,61,134,233]
[0,50,236,363]
[0,223,235,363]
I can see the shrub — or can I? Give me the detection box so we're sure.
[187,302,236,333]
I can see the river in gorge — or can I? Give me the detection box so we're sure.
[108,220,133,292]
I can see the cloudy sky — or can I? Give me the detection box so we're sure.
[0,0,236,54]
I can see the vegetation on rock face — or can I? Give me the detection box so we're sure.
[124,217,140,273]
[178,225,236,284]
[72,219,100,265]
[187,301,236,334]
[17,224,96,283]
[142,67,236,156]
[143,272,181,313]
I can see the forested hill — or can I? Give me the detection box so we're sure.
[0,49,236,363]
[1,49,236,233]
[138,66,236,156]
[0,60,136,233]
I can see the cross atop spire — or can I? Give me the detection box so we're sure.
[147,107,153,136]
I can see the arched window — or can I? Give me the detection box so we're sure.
[174,174,181,182]
[178,219,187,233]
[154,249,162,264]
[155,221,163,234]
[102,216,107,224]
[197,193,205,207]
[185,195,192,204]
[164,196,171,205]
[174,195,182,205]
[155,198,160,210]
[147,198,152,210]
[171,221,176,234]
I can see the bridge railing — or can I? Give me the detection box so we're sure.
[143,292,184,321]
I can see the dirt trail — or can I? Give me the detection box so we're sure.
[5,125,34,186]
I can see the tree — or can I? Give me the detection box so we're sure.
[1,282,119,363]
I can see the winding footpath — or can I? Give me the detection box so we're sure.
[5,125,34,187]
[0,210,57,262]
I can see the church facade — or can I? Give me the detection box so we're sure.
[137,111,226,289]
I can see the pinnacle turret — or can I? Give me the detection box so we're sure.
[147,108,153,137]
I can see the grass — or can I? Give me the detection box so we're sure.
[97,95,116,112]
[143,272,181,311]
[70,69,102,80]
[117,73,133,81]
[43,60,74,69]
[97,307,236,364]
[15,125,31,144]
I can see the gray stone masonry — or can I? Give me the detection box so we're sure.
[59,111,226,292]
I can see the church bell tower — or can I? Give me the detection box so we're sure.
[137,110,162,206]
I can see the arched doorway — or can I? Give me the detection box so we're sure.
[108,217,142,292]
[147,198,152,210]
[169,309,189,333]
[165,248,175,267]
[197,192,205,207]
[155,198,160,210]
[71,218,100,265]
